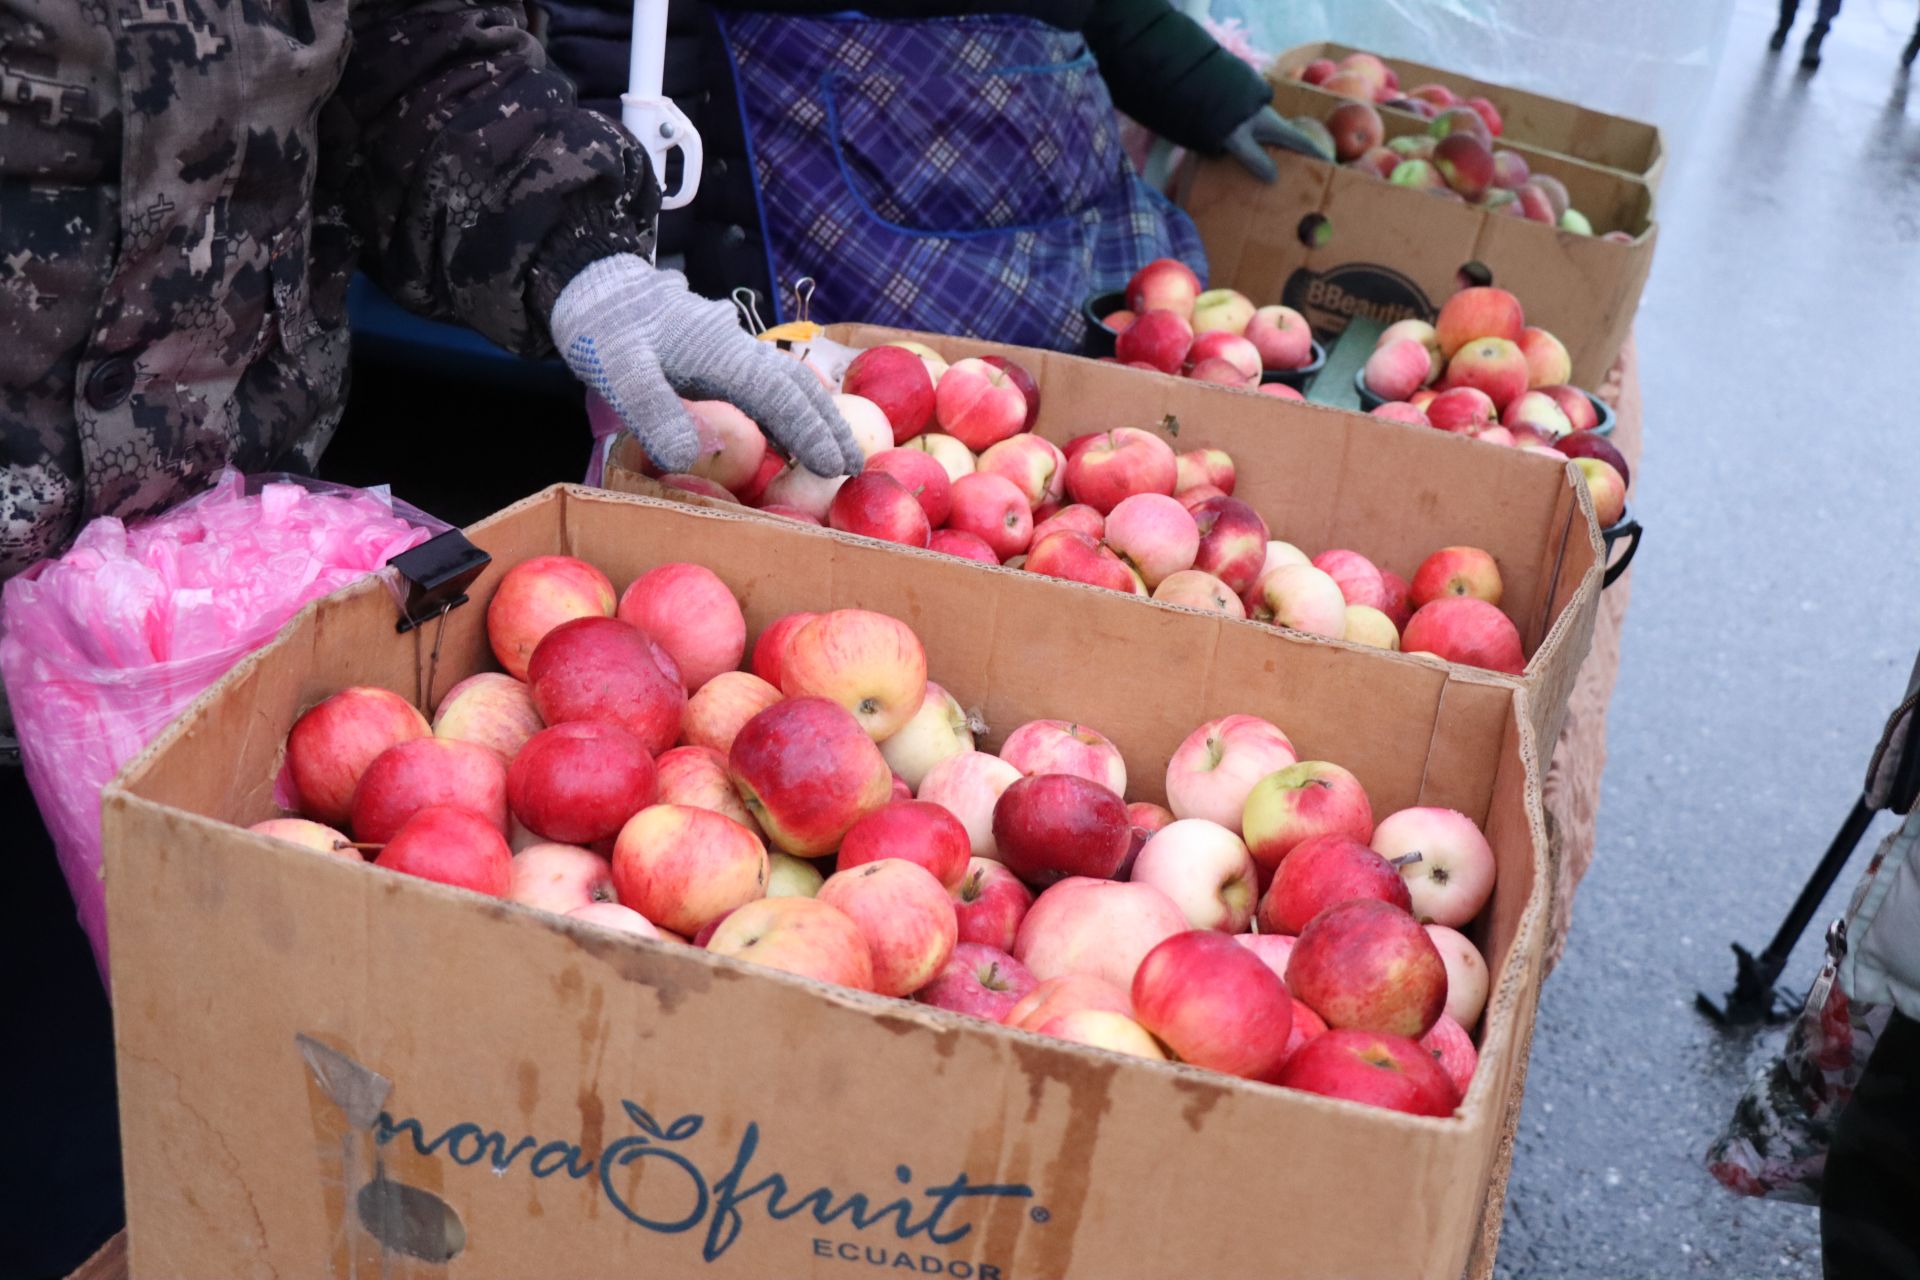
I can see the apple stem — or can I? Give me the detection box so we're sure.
[1390,851,1424,869]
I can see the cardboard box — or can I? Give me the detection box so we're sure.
[608,324,1603,754]
[1270,41,1666,189]
[1177,140,1656,390]
[105,486,1550,1280]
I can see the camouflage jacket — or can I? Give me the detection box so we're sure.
[0,0,658,579]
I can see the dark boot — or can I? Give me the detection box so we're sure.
[1802,25,1827,69]
[1903,23,1918,67]
[1770,0,1796,50]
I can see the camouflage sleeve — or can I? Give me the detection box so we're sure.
[325,0,660,357]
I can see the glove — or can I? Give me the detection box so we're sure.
[550,255,864,477]
[1224,106,1335,182]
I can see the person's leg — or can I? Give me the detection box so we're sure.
[1822,1009,1920,1279]
[1902,9,1918,67]
[1773,0,1801,49]
[1802,0,1843,66]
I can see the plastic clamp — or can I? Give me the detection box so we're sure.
[387,531,491,634]
[1601,514,1643,589]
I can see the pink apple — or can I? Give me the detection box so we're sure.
[833,393,895,460]
[1435,286,1525,358]
[1379,570,1414,630]
[681,400,770,493]
[248,818,358,860]
[1186,330,1262,383]
[565,901,663,941]
[679,672,781,757]
[903,432,977,483]
[1103,493,1199,589]
[1311,549,1389,610]
[1132,931,1293,1081]
[1035,1010,1168,1060]
[1174,448,1236,496]
[865,448,953,527]
[432,673,543,762]
[1411,546,1503,608]
[1235,932,1297,987]
[351,736,509,843]
[507,721,656,845]
[916,750,1022,860]
[1290,898,1447,1038]
[1190,288,1256,336]
[1443,338,1530,412]
[827,472,933,547]
[1276,1027,1459,1116]
[879,680,974,791]
[837,800,971,890]
[759,504,823,526]
[976,356,1041,432]
[1401,598,1526,675]
[1514,326,1572,389]
[1187,496,1271,596]
[615,563,745,694]
[947,472,1035,561]
[658,472,734,502]
[529,616,686,755]
[1131,818,1259,932]
[374,804,513,896]
[998,719,1126,794]
[1123,258,1201,320]
[935,358,1029,453]
[1258,833,1414,935]
[977,434,1067,510]
[951,856,1035,951]
[749,612,814,689]
[1369,400,1430,427]
[1188,357,1254,388]
[1372,806,1497,928]
[1241,760,1375,878]
[1014,877,1189,991]
[706,896,873,991]
[485,555,617,681]
[1376,319,1444,381]
[1502,390,1573,439]
[1420,1013,1478,1097]
[993,774,1131,885]
[916,942,1038,1020]
[508,842,616,914]
[1258,382,1305,401]
[1031,503,1105,545]
[759,462,847,520]
[654,744,763,831]
[1424,386,1498,434]
[1363,338,1432,402]
[1574,457,1628,527]
[613,802,767,936]
[1006,972,1133,1029]
[1540,384,1601,432]
[1245,305,1313,370]
[928,529,1000,565]
[842,346,936,444]
[1025,530,1136,593]
[1164,714,1298,833]
[1152,569,1246,617]
[1063,428,1178,514]
[818,858,958,997]
[287,686,432,828]
[779,609,928,741]
[1248,563,1346,638]
[728,697,893,855]
[1425,923,1491,1028]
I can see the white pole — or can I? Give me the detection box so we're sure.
[622,0,703,215]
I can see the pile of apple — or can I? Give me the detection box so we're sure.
[1361,285,1633,527]
[1294,51,1498,124]
[1100,258,1316,395]
[259,554,1500,1118]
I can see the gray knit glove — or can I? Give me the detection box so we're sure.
[550,255,863,476]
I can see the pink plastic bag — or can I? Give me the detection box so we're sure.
[0,471,439,990]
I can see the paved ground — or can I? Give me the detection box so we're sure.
[1494,3,1920,1277]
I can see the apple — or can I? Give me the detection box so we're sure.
[1114,310,1193,375]
[1401,598,1526,674]
[1290,898,1447,1038]
[916,750,1022,861]
[248,818,358,860]
[903,432,977,484]
[351,736,508,843]
[865,448,953,527]
[1326,100,1384,161]
[1257,382,1305,401]
[833,393,895,460]
[1276,1028,1460,1116]
[1465,95,1503,136]
[1174,449,1235,496]
[507,722,655,845]
[837,800,971,890]
[1435,286,1524,357]
[878,681,974,791]
[1032,504,1105,545]
[1310,549,1388,611]
[1343,605,1400,650]
[928,529,1000,565]
[706,897,873,990]
[881,340,949,384]
[1128,801,1174,836]
[977,435,1067,511]
[1187,288,1253,337]
[1188,330,1262,381]
[1025,530,1136,593]
[993,774,1130,885]
[1188,357,1252,388]
[659,472,734,502]
[1177,484,1226,511]
[1376,319,1444,381]
[1388,159,1444,191]
[1443,338,1529,412]
[1063,428,1177,514]
[613,803,767,936]
[1321,68,1376,100]
[1574,457,1628,527]
[1132,932,1294,1081]
[528,616,686,755]
[1555,430,1630,490]
[749,612,815,689]
[1474,425,1515,447]
[779,609,928,741]
[1152,569,1245,617]
[1164,714,1297,833]
[967,356,1038,430]
[1102,309,1137,334]
[1123,258,1201,320]
[1183,498,1269,598]
[842,346,936,444]
[1248,563,1346,638]
[373,805,513,896]
[1388,134,1436,161]
[616,563,745,694]
[1372,806,1497,928]
[1421,1013,1478,1096]
[917,942,1039,1021]
[728,697,893,855]
[1014,877,1189,991]
[1430,104,1491,145]
[1540,384,1601,433]
[1035,1010,1168,1059]
[998,719,1126,794]
[759,462,847,520]
[1408,82,1458,107]
[1425,923,1490,1028]
[1244,306,1314,371]
[1411,546,1503,608]
[1490,149,1530,191]
[934,358,1028,452]
[1338,51,1393,92]
[824,472,931,547]
[1258,833,1414,935]
[759,505,823,526]
[432,673,543,762]
[1299,58,1337,86]
[1408,388,1439,412]
[818,858,957,997]
[508,842,616,914]
[682,671,784,756]
[947,472,1035,561]
[1432,132,1494,201]
[1513,182,1556,224]
[1502,390,1573,439]
[287,686,431,827]
[950,856,1034,952]
[1130,819,1259,933]
[1508,325,1572,389]
[1234,932,1296,987]
[1006,972,1133,1029]
[765,851,825,899]
[485,555,617,681]
[1285,997,1331,1061]
[1241,760,1375,877]
[1425,386,1498,434]
[675,399,770,494]
[1371,401,1432,427]
[1378,570,1414,629]
[1363,338,1432,402]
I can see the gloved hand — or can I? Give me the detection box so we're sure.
[550,255,864,477]
[1224,106,1335,182]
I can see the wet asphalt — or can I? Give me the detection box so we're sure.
[1493,2,1920,1277]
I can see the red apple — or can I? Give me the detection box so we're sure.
[1573,457,1628,527]
[1363,338,1432,402]
[998,719,1126,794]
[977,435,1068,511]
[249,818,358,861]
[1114,309,1194,375]
[1311,549,1389,610]
[528,616,686,755]
[1064,428,1178,514]
[1152,569,1246,617]
[1411,546,1503,608]
[1321,69,1374,100]
[1257,382,1305,401]
[1244,305,1314,371]
[818,858,957,997]
[750,612,815,689]
[976,356,1041,432]
[374,804,512,896]
[616,563,745,693]
[1435,286,1525,357]
[1421,1012,1478,1096]
[486,555,616,681]
[1123,258,1201,320]
[1241,760,1375,878]
[1031,504,1105,545]
[1425,386,1498,434]
[1379,570,1414,630]
[837,800,971,890]
[1491,149,1530,191]
[1235,932,1297,987]
[287,686,431,828]
[842,345,936,444]
[1554,430,1630,490]
[1426,923,1491,1028]
[1377,318,1444,380]
[1540,384,1601,433]
[1433,132,1494,201]
[916,750,1022,860]
[1327,100,1384,160]
[947,472,1035,561]
[1258,833,1414,935]
[1006,972,1133,1029]
[653,745,761,832]
[935,358,1029,453]
[1408,82,1458,108]
[1299,58,1337,86]
[1189,496,1271,596]
[828,471,934,548]
[865,448,953,527]
[916,942,1038,1021]
[951,856,1035,952]
[1164,714,1297,833]
[1401,597,1526,674]
[1277,1027,1460,1116]
[1104,493,1198,589]
[993,774,1130,886]
[508,842,616,914]
[613,802,767,936]
[928,529,1000,565]
[1430,104,1491,145]
[1131,818,1259,932]
[1014,877,1188,991]
[1465,96,1502,136]
[1443,338,1530,412]
[706,897,873,990]
[1290,898,1447,1037]
[1133,931,1294,1081]
[351,736,509,843]
[1186,331,1262,383]
[728,697,893,855]
[1285,997,1331,1062]
[1370,401,1429,427]
[779,609,928,741]
[1515,326,1572,389]
[681,400,769,494]
[1188,357,1254,388]
[682,671,783,756]
[432,673,543,762]
[1025,530,1136,593]
[507,722,656,845]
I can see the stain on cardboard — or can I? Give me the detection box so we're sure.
[1169,1075,1229,1132]
[565,928,715,1015]
[1006,1039,1116,1274]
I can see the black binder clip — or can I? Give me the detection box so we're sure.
[387,531,491,634]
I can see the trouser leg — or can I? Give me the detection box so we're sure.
[1821,1010,1920,1279]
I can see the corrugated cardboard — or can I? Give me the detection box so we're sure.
[105,487,1550,1280]
[1269,41,1666,189]
[1177,140,1656,390]
[608,324,1603,755]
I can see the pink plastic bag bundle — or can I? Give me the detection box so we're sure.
[0,470,438,989]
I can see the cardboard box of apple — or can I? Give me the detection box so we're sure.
[1089,258,1321,395]
[1358,285,1632,529]
[266,553,1502,1117]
